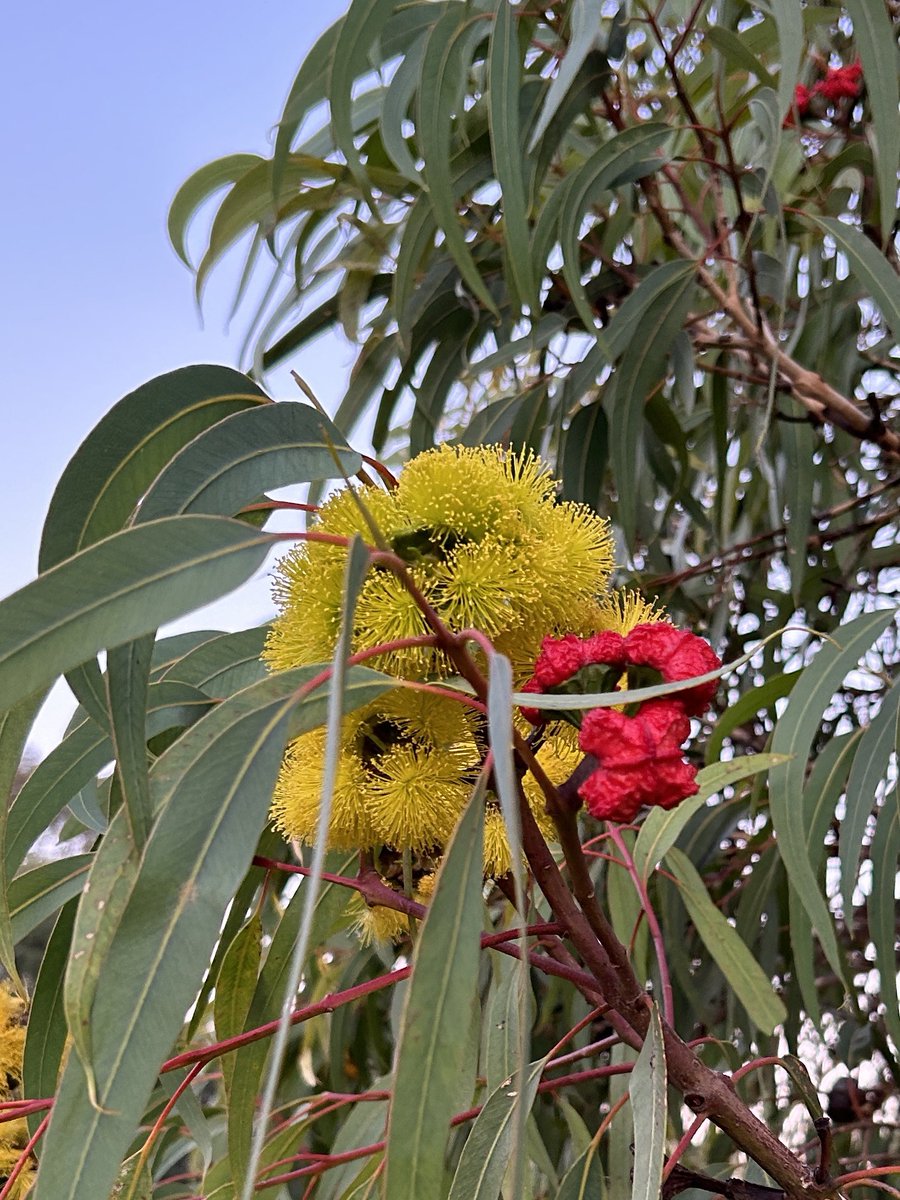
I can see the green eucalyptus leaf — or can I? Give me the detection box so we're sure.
[629,1003,667,1200]
[384,785,486,1200]
[135,401,361,521]
[844,0,900,243]
[34,665,392,1200]
[665,847,787,1034]
[0,517,278,714]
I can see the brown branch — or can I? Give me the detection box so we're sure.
[664,1165,785,1200]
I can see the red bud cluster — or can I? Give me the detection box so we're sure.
[523,623,721,823]
[788,61,863,124]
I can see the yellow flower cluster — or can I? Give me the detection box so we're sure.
[265,445,616,678]
[0,983,35,1197]
[265,444,655,886]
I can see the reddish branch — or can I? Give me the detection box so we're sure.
[255,1062,636,1190]
[313,546,840,1199]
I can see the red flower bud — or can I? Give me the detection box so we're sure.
[623,623,721,716]
[794,83,813,114]
[814,62,863,103]
[533,633,591,688]
[577,700,698,822]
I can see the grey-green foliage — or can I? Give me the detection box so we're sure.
[0,3,897,1198]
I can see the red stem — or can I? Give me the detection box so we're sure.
[0,1113,50,1200]
[606,824,674,1026]
[255,1063,635,1189]
[163,968,410,1073]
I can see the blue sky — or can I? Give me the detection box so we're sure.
[2,1,351,749]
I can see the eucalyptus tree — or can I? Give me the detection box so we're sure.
[0,3,897,1198]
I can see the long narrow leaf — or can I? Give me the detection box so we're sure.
[844,0,900,244]
[769,609,895,976]
[488,0,535,312]
[34,665,392,1200]
[0,517,278,714]
[384,783,486,1200]
[840,679,900,915]
[629,1004,667,1200]
[0,693,45,987]
[666,847,787,1034]
[447,1057,547,1200]
[241,538,372,1200]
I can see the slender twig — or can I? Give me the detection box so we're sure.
[0,1113,49,1200]
[254,1062,636,1190]
[128,1061,206,1187]
[836,1168,900,1187]
[607,824,675,1026]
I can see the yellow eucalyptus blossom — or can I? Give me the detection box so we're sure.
[430,536,540,638]
[392,443,557,540]
[0,984,25,1098]
[414,871,438,902]
[481,734,576,878]
[264,444,615,679]
[271,727,377,850]
[0,1147,35,1198]
[272,689,479,853]
[347,893,410,946]
[0,984,33,1196]
[595,589,664,635]
[364,743,473,851]
[522,730,582,844]
[352,567,436,674]
[264,443,625,871]
[483,807,515,878]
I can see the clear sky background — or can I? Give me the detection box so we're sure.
[2,1,351,752]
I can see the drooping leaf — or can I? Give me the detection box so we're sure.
[0,692,45,988]
[486,652,530,1193]
[759,0,803,119]
[227,858,355,1185]
[634,754,788,883]
[215,914,262,1107]
[384,785,486,1200]
[665,847,787,1034]
[868,787,900,1054]
[629,1003,667,1200]
[844,0,900,244]
[555,1139,604,1200]
[0,517,278,714]
[105,637,154,847]
[769,609,895,976]
[22,901,77,1135]
[840,677,900,916]
[34,666,392,1200]
[488,0,536,312]
[168,155,262,267]
[705,673,800,763]
[606,262,696,547]
[483,955,530,1093]
[528,0,605,151]
[328,0,398,195]
[240,538,373,1200]
[805,217,900,348]
[417,9,499,316]
[447,1057,547,1200]
[271,16,344,198]
[559,127,674,333]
